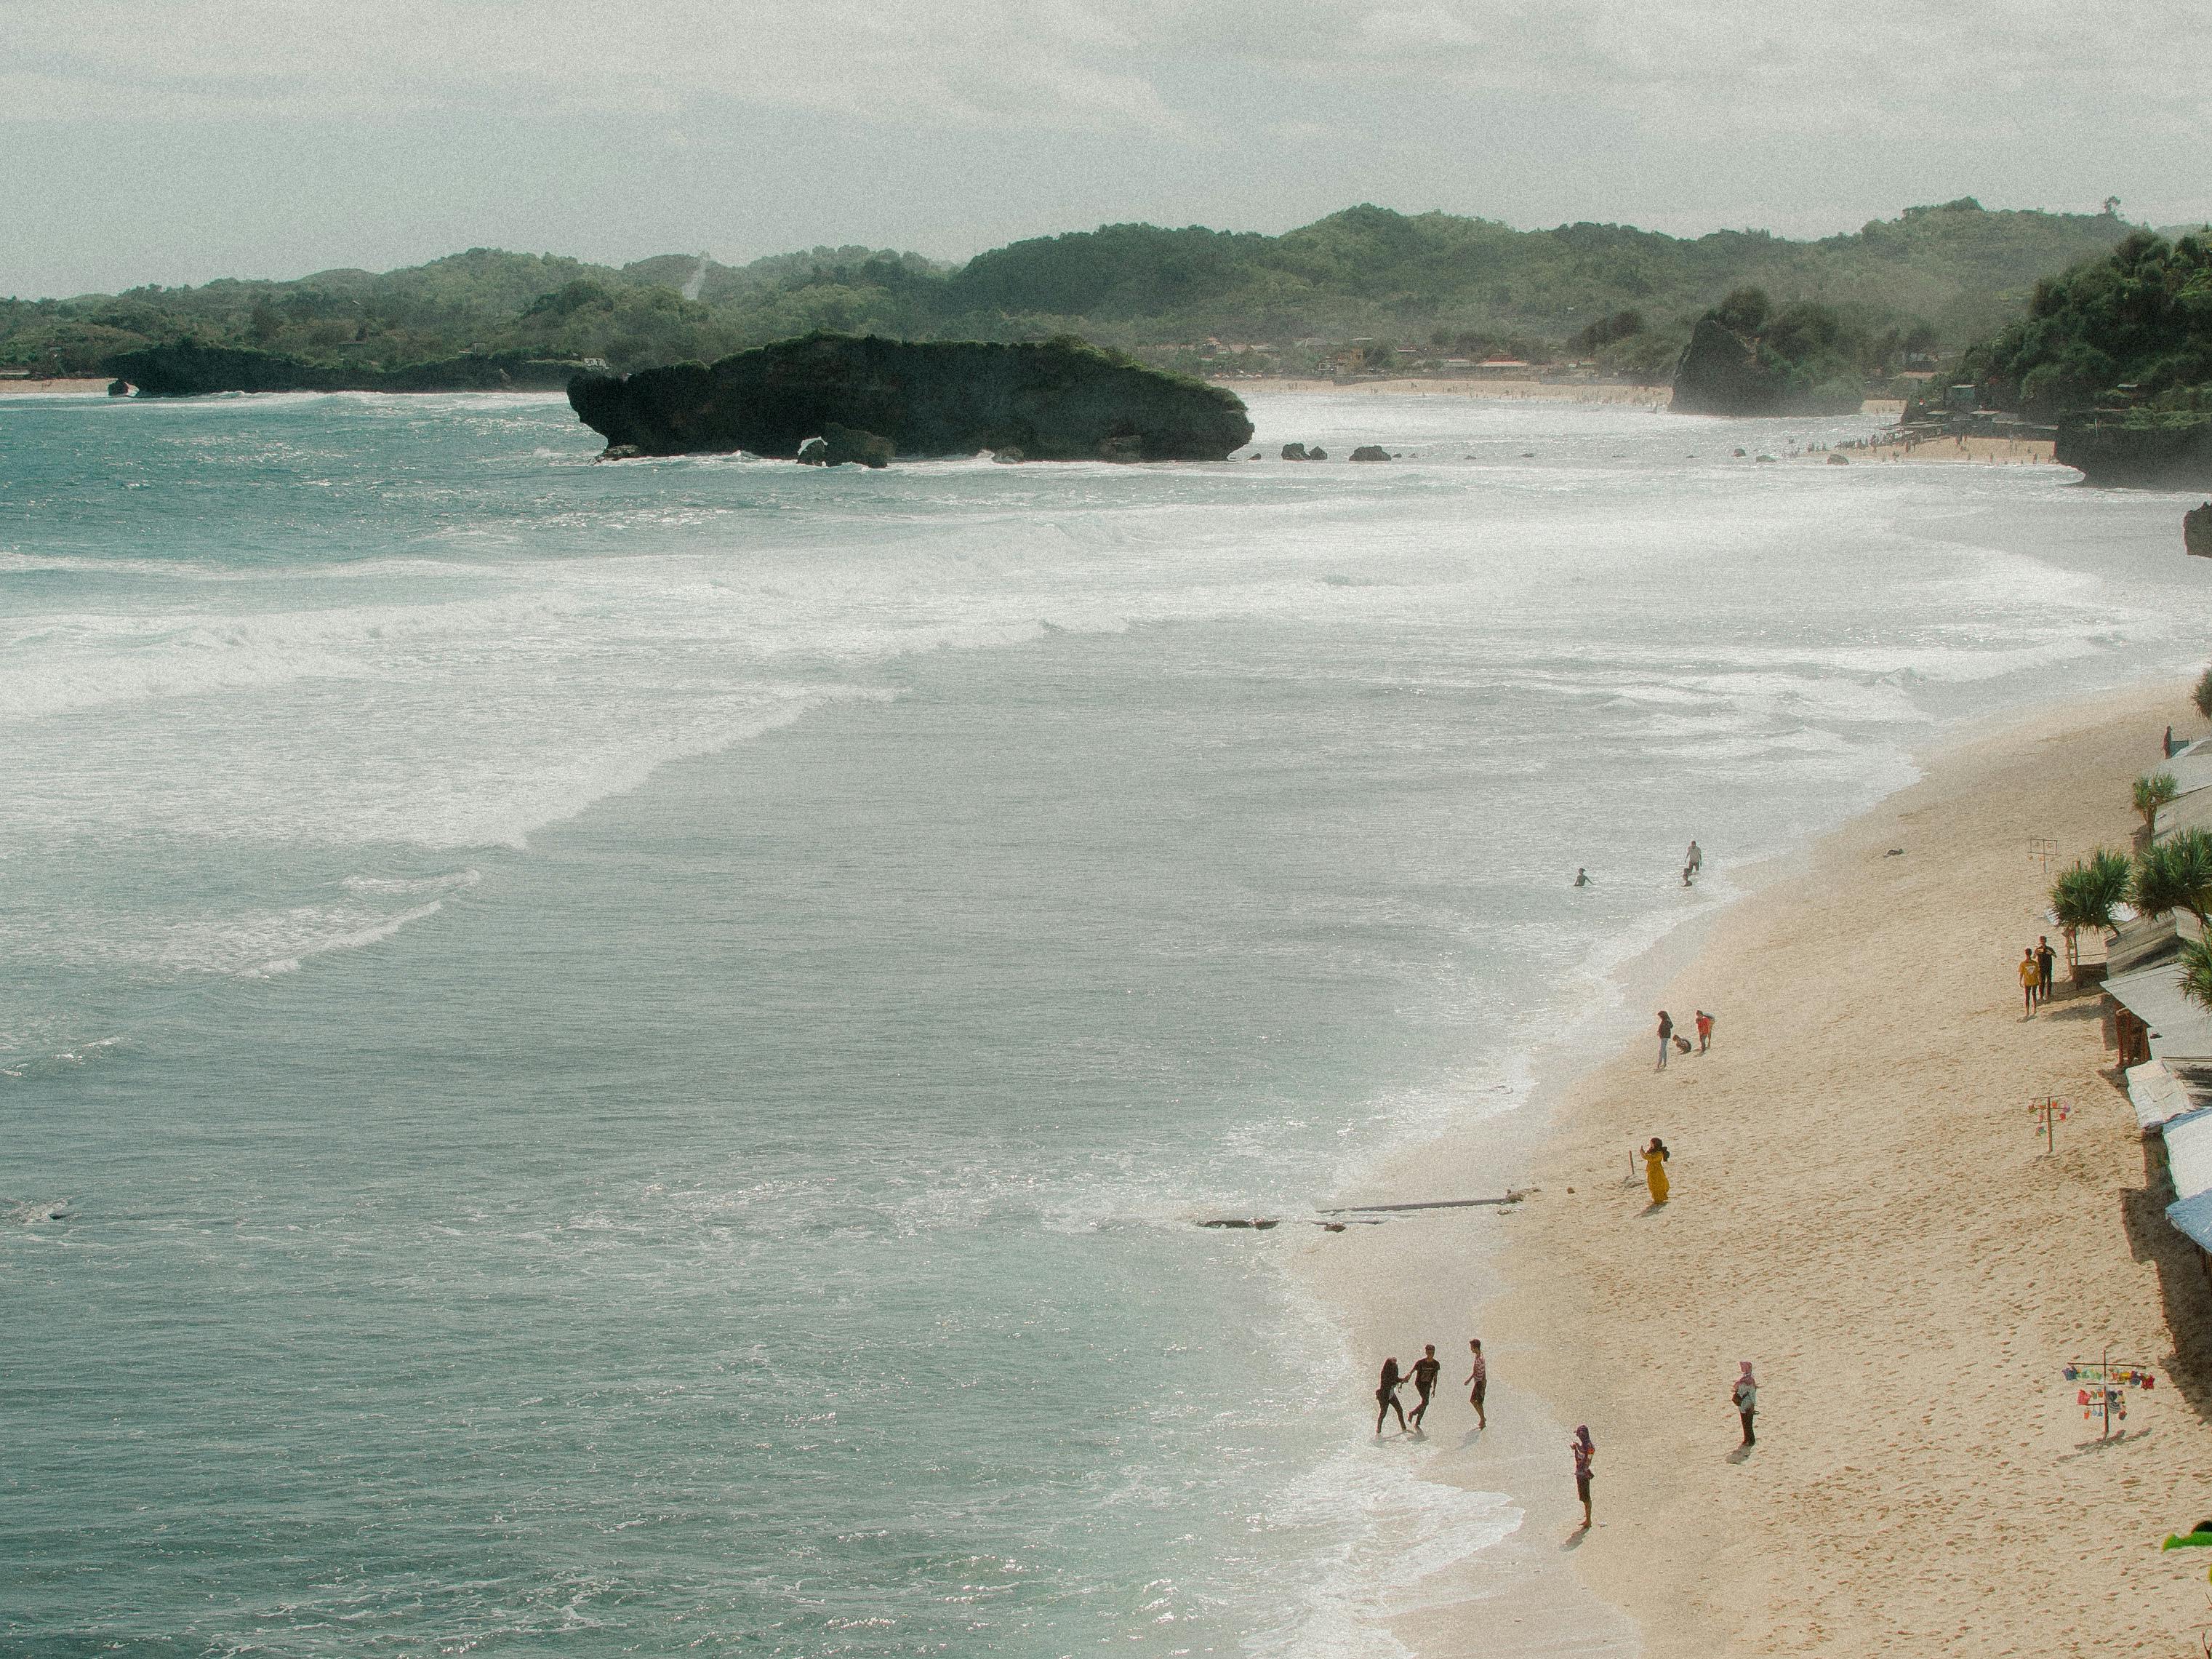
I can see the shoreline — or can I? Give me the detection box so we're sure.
[1297,673,2212,1656]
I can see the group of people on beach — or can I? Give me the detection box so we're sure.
[1374,1339,1488,1435]
[2016,935,2057,1014]
[1653,1007,1713,1069]
[1572,840,1702,892]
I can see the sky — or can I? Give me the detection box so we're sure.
[4,1,2209,298]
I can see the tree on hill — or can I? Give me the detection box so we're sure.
[1962,230,2212,417]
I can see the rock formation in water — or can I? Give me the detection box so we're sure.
[2187,501,2212,557]
[1668,289,1866,417]
[2057,413,2212,488]
[566,332,1254,462]
[1349,445,1391,462]
[796,423,895,468]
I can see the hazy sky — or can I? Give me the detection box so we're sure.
[5,1,2208,297]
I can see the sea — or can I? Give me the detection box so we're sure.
[3,387,2204,1658]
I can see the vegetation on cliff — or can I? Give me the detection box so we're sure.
[566,332,1254,461]
[2,199,2133,388]
[1960,230,2212,418]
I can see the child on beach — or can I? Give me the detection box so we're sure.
[1655,1011,1673,1069]
[1464,1338,1488,1428]
[1570,1426,1595,1527]
[2019,948,2040,1015]
[1694,1010,1713,1053]
[1375,1358,1407,1434]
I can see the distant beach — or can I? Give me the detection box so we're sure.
[1307,677,2210,1656]
[0,377,112,396]
[1228,375,1669,407]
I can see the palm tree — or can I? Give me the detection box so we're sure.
[2181,935,2212,1015]
[2135,769,2180,836]
[2051,847,2135,973]
[2195,665,2212,725]
[2133,828,2212,927]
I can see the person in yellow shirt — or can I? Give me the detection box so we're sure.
[2019,947,2040,1016]
[1643,1136,1670,1205]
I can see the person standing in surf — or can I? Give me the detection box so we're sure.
[1374,1357,1408,1434]
[1407,1344,1443,1430]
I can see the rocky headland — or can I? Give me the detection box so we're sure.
[566,332,1254,462]
[2056,412,2212,488]
[108,339,598,397]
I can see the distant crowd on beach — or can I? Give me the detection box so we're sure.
[1369,831,1752,1535]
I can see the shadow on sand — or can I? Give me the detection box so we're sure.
[2119,1137,2212,1426]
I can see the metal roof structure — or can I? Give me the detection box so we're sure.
[2105,960,2212,1060]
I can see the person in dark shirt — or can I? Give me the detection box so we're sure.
[2036,936,2056,1002]
[1407,1344,1443,1429]
[1374,1357,1407,1434]
[1655,1011,1673,1070]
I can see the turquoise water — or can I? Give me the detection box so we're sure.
[3,390,2203,1656]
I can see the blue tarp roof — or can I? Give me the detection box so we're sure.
[2170,1188,2212,1252]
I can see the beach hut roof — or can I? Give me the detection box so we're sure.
[2167,1186,2212,1252]
[2156,785,2212,842]
[2106,914,2192,979]
[2128,1058,2212,1132]
[2104,961,2212,1060]
[2164,1106,2212,1207]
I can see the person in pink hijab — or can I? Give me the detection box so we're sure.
[1732,1362,1758,1447]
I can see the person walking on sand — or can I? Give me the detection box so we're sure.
[2019,947,2040,1016]
[1655,1011,1673,1070]
[1732,1362,1758,1447]
[1408,1344,1442,1429]
[1464,1338,1488,1428]
[1694,1009,1714,1053]
[1643,1136,1670,1206]
[2036,935,2056,1003]
[1570,1426,1595,1527]
[1374,1357,1408,1434]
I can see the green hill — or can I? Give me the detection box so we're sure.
[0,199,2135,386]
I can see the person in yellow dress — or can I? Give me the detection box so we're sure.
[1643,1136,1670,1205]
[2018,946,2040,1016]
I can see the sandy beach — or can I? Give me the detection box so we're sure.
[0,377,115,396]
[1227,375,1669,406]
[1303,677,2212,1656]
[1830,432,2059,467]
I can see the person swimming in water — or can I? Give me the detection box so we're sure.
[1574,868,1591,887]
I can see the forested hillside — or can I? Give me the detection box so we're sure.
[0,199,2138,385]
[1960,229,2212,416]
